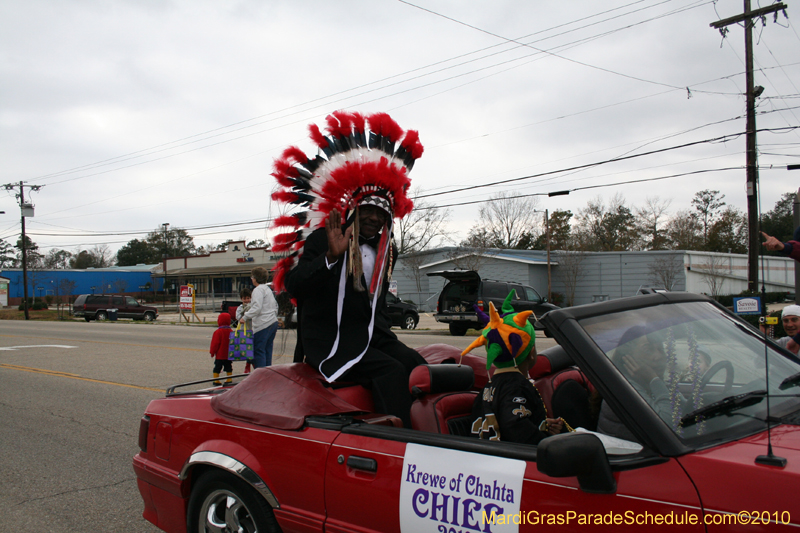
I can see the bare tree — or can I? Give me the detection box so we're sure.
[396,188,451,254]
[43,249,73,269]
[59,279,77,316]
[113,279,129,294]
[635,197,672,250]
[474,191,541,249]
[697,254,729,299]
[399,251,438,310]
[446,246,496,272]
[665,209,703,250]
[555,243,587,307]
[648,254,684,290]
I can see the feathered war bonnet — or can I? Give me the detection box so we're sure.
[461,292,536,371]
[270,110,424,291]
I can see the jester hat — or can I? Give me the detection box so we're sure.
[461,291,536,370]
[270,110,424,292]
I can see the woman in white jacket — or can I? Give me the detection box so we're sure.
[241,266,279,368]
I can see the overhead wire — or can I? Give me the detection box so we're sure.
[29,0,724,190]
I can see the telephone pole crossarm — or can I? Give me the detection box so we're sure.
[710,3,787,28]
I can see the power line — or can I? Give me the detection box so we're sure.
[27,1,724,188]
[414,167,743,210]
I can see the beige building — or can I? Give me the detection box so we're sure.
[152,240,278,300]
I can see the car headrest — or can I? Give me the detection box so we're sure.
[409,364,474,397]
[530,345,574,379]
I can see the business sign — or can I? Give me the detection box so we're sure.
[400,444,525,533]
[179,284,195,311]
[733,296,761,315]
[389,280,398,296]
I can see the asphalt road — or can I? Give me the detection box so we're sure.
[0,319,556,532]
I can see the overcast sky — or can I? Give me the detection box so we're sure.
[1,0,799,257]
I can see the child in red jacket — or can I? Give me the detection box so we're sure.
[209,312,232,385]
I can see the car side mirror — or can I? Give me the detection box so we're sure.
[536,433,616,494]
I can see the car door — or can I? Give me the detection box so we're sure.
[125,296,141,318]
[385,293,402,326]
[325,425,705,532]
[111,295,127,317]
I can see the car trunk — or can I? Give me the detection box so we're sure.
[427,271,481,315]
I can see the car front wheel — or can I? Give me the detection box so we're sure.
[402,314,418,330]
[95,311,107,321]
[187,470,281,533]
[143,311,155,322]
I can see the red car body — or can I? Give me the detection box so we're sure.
[134,293,800,532]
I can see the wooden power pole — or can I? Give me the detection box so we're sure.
[710,1,788,292]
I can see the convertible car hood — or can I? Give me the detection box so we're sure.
[210,365,366,430]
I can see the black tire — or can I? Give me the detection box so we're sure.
[449,323,469,336]
[95,311,108,321]
[143,311,155,322]
[401,314,417,330]
[187,470,281,533]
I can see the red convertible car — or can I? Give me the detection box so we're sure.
[134,292,800,532]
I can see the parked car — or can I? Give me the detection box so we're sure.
[133,292,800,532]
[427,270,558,336]
[73,294,158,321]
[385,292,419,329]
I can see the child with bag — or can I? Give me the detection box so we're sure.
[209,312,233,385]
[233,288,255,373]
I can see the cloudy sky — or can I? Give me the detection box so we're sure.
[1,0,798,257]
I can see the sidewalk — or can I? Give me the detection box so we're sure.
[155,309,450,331]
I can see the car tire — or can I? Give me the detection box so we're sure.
[95,311,108,321]
[143,311,155,322]
[401,314,417,330]
[187,470,281,533]
[449,323,469,336]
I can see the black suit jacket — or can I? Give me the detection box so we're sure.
[284,227,397,380]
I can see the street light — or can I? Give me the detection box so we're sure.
[534,209,551,302]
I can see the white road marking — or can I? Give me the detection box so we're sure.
[0,345,78,351]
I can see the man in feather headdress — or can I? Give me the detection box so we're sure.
[272,111,426,428]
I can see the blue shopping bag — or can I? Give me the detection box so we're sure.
[228,322,254,361]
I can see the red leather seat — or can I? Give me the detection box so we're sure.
[532,346,597,431]
[409,364,477,435]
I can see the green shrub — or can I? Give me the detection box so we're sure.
[18,297,49,311]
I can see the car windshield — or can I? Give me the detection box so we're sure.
[579,301,800,446]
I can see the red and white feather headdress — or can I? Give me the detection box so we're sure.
[270,110,424,290]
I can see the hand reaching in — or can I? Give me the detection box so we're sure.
[325,208,353,263]
[761,231,786,252]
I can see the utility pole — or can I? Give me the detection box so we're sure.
[162,222,169,310]
[3,182,43,320]
[545,209,552,302]
[794,187,799,304]
[711,1,787,293]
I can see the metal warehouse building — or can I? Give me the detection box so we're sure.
[0,264,162,306]
[393,247,796,312]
